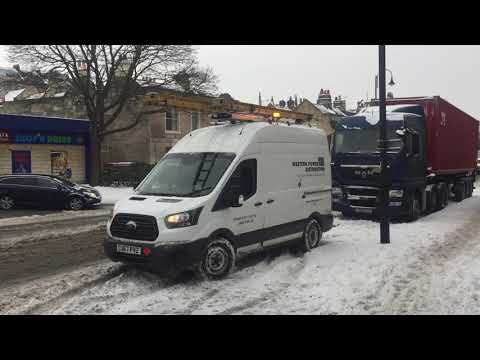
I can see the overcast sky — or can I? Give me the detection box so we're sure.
[2,45,480,118]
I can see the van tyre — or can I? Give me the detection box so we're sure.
[299,218,323,253]
[198,238,235,280]
[67,196,84,211]
[0,195,15,210]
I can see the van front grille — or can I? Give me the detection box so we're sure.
[110,213,159,241]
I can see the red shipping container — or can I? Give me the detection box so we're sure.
[386,96,479,175]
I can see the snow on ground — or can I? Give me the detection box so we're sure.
[95,186,134,205]
[3,187,480,315]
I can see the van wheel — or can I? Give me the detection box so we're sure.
[67,196,84,211]
[299,218,323,253]
[198,238,235,280]
[0,195,15,210]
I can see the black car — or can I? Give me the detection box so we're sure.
[0,174,102,211]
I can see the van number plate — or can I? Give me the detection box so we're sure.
[116,244,141,255]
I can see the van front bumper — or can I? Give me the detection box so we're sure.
[104,237,208,274]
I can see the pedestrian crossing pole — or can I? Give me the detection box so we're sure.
[379,45,391,244]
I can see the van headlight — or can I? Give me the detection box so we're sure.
[164,207,203,229]
[389,189,403,198]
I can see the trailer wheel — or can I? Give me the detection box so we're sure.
[454,182,466,202]
[438,184,448,209]
[427,188,438,214]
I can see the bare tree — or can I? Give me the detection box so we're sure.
[7,45,218,185]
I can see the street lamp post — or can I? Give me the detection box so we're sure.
[375,68,395,100]
[378,45,390,244]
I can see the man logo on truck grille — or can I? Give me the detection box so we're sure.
[126,221,137,232]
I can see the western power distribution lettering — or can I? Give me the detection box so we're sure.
[292,159,325,173]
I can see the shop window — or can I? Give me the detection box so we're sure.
[166,109,179,132]
[11,151,31,174]
[51,152,69,177]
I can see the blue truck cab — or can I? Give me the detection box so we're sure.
[331,105,427,221]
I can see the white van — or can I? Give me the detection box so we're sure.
[104,120,333,279]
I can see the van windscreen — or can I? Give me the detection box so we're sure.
[136,152,236,197]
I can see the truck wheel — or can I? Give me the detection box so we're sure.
[466,180,473,198]
[454,182,465,202]
[427,189,438,214]
[198,238,235,280]
[0,194,15,210]
[299,218,323,252]
[407,195,421,222]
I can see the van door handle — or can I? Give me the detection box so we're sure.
[254,202,263,207]
[266,199,274,204]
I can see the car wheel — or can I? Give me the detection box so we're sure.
[299,218,323,253]
[67,196,84,211]
[198,237,235,280]
[0,195,15,210]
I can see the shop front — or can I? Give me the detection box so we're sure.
[0,114,91,183]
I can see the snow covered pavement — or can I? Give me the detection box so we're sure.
[2,189,480,314]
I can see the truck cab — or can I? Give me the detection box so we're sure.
[332,105,427,220]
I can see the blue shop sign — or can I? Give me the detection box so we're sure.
[13,133,85,145]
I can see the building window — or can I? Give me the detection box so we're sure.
[191,112,200,130]
[11,151,31,174]
[165,109,179,132]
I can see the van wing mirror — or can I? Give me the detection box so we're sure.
[222,188,243,208]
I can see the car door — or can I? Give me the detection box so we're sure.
[13,177,41,206]
[35,177,65,208]
[213,157,266,255]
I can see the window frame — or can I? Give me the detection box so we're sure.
[191,111,200,131]
[165,108,180,133]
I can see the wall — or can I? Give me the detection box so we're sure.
[296,100,336,135]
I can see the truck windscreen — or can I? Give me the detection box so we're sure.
[334,120,404,155]
[137,152,236,197]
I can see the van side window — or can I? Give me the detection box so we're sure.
[229,159,257,200]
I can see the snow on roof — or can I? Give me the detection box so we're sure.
[332,107,346,116]
[314,103,337,115]
[27,92,45,100]
[4,88,25,102]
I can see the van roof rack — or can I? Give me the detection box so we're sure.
[209,111,271,125]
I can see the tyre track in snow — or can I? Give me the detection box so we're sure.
[22,264,128,315]
[361,200,480,314]
[188,253,307,315]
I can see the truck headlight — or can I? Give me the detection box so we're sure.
[389,189,403,198]
[164,207,203,229]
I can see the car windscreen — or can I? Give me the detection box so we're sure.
[334,119,404,155]
[136,152,236,197]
